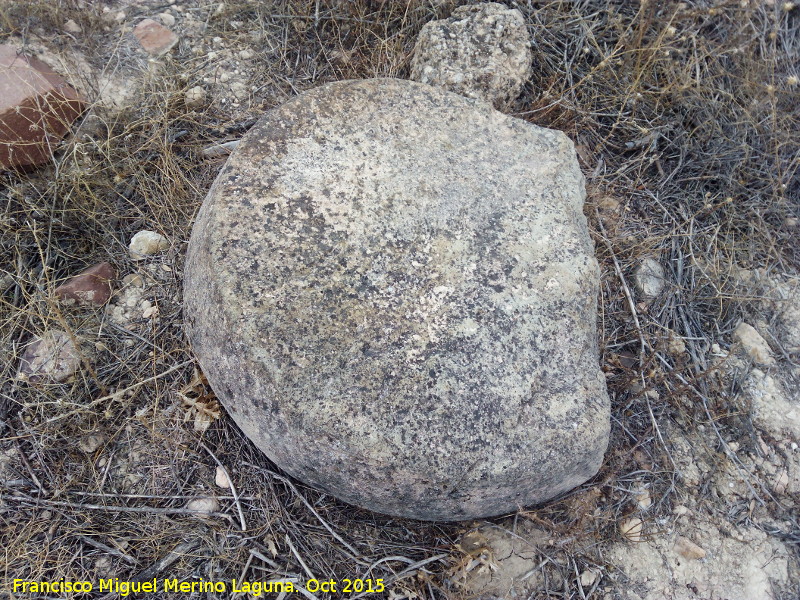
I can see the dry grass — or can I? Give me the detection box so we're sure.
[1,0,798,598]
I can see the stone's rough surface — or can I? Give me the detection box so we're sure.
[133,19,178,56]
[0,45,86,169]
[745,369,800,441]
[17,330,81,383]
[410,3,532,107]
[635,257,666,299]
[184,78,610,521]
[129,230,169,259]
[734,322,775,366]
[54,262,116,306]
[775,281,800,353]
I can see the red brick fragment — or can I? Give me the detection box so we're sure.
[0,45,86,169]
[54,262,116,306]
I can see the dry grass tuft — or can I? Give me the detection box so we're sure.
[1,1,798,598]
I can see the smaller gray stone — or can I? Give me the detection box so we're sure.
[410,2,532,107]
[17,330,81,383]
[635,257,666,299]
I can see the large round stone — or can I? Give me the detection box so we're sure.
[184,78,610,521]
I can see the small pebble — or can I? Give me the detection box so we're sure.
[215,466,231,489]
[79,432,105,454]
[129,230,169,260]
[674,536,706,560]
[64,19,82,33]
[158,12,176,27]
[122,273,145,288]
[580,569,599,587]
[733,322,775,366]
[620,517,643,542]
[186,497,219,517]
[184,86,206,109]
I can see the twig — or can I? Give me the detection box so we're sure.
[201,139,240,157]
[133,539,201,582]
[285,533,314,580]
[198,440,247,531]
[7,493,234,522]
[348,554,448,600]
[249,548,281,571]
[593,206,650,366]
[42,359,194,424]
[593,206,675,470]
[13,439,45,494]
[262,469,363,561]
[77,534,136,565]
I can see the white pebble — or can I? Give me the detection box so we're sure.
[129,230,169,260]
[215,466,231,488]
[186,497,219,517]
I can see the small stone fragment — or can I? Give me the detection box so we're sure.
[745,369,800,440]
[184,85,206,109]
[410,2,532,107]
[668,331,686,355]
[635,257,666,299]
[214,466,230,489]
[186,496,219,517]
[775,285,800,353]
[133,18,178,56]
[634,488,652,510]
[129,230,169,260]
[17,330,81,383]
[121,273,145,288]
[54,262,116,306]
[79,432,105,453]
[580,569,600,588]
[0,45,86,168]
[620,517,644,542]
[773,469,789,494]
[674,536,706,560]
[157,12,176,27]
[64,19,82,33]
[733,322,775,366]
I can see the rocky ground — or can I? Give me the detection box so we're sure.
[1,1,798,599]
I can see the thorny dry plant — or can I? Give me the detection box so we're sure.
[0,1,798,599]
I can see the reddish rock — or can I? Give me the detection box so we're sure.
[0,45,86,169]
[54,262,116,306]
[17,330,81,383]
[133,19,179,56]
